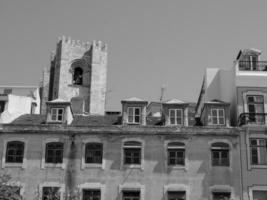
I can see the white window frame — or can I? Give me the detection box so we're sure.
[169,109,183,125]
[39,182,65,200]
[163,184,189,200]
[249,185,267,200]
[211,108,225,125]
[2,138,27,169]
[121,138,144,170]
[119,183,145,200]
[41,138,66,169]
[81,138,105,170]
[51,108,64,122]
[78,183,105,200]
[127,107,141,124]
[209,185,234,200]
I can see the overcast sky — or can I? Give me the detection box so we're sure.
[1,0,267,110]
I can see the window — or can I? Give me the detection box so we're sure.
[127,107,141,124]
[83,189,101,200]
[51,108,64,122]
[212,192,231,200]
[211,108,225,125]
[169,109,183,125]
[73,67,83,85]
[0,101,5,113]
[211,142,230,166]
[252,190,267,200]
[6,141,25,163]
[42,187,60,200]
[167,142,185,166]
[250,139,267,165]
[247,95,265,124]
[168,191,186,200]
[45,142,63,164]
[122,191,140,200]
[3,88,12,95]
[123,141,142,165]
[85,143,103,164]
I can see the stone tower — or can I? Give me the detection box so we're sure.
[40,36,107,115]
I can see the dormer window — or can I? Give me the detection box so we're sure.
[169,109,183,125]
[51,108,64,122]
[211,108,225,125]
[73,67,83,85]
[127,107,141,124]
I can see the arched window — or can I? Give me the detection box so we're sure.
[45,142,64,164]
[85,143,103,164]
[6,141,25,163]
[211,142,230,166]
[167,142,185,166]
[73,67,83,85]
[123,141,142,165]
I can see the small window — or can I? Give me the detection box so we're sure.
[51,108,64,122]
[83,189,101,200]
[122,191,140,200]
[169,109,183,125]
[211,108,225,125]
[168,191,186,200]
[123,141,142,165]
[0,101,5,113]
[42,187,60,200]
[167,142,185,166]
[6,141,25,163]
[127,107,141,124]
[73,67,83,85]
[250,138,267,165]
[212,192,231,200]
[247,95,265,124]
[211,142,230,166]
[85,143,103,164]
[45,142,63,164]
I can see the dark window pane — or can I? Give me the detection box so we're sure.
[45,142,63,164]
[6,141,24,163]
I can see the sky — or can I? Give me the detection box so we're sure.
[1,0,267,110]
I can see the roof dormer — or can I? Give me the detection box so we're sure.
[121,97,148,125]
[200,99,230,127]
[162,99,189,126]
[46,99,73,124]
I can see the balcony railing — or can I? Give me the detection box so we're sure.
[239,61,267,71]
[238,113,266,126]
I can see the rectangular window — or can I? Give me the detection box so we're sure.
[122,191,140,200]
[168,191,186,200]
[6,141,25,163]
[83,189,101,200]
[211,108,225,125]
[127,107,141,124]
[169,109,183,125]
[45,142,63,164]
[124,141,142,165]
[250,139,267,165]
[211,143,230,167]
[167,142,185,166]
[51,108,64,122]
[212,192,230,200]
[247,95,265,124]
[42,187,60,200]
[85,143,103,164]
[252,190,267,200]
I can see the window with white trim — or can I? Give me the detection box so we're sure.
[51,108,64,122]
[250,138,267,165]
[211,142,230,166]
[82,189,101,200]
[127,107,141,124]
[122,190,140,200]
[123,141,142,165]
[5,141,25,163]
[167,142,185,166]
[169,109,183,125]
[211,108,225,125]
[168,191,186,200]
[252,190,267,200]
[45,142,64,164]
[42,187,60,200]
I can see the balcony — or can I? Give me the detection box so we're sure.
[238,113,266,126]
[239,61,267,71]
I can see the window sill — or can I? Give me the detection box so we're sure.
[43,163,65,169]
[167,165,187,171]
[123,164,143,170]
[250,164,267,169]
[3,163,24,168]
[82,163,104,170]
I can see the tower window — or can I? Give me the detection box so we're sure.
[73,67,83,85]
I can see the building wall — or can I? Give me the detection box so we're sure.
[0,129,241,200]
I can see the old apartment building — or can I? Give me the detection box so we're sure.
[0,37,266,200]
